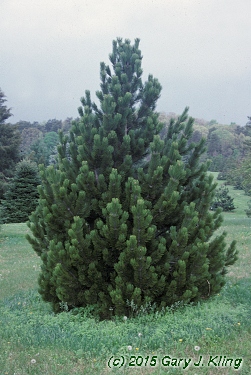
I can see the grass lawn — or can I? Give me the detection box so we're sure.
[0,176,251,374]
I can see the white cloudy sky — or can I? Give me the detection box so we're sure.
[1,0,250,125]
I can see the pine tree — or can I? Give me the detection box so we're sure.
[27,38,237,318]
[0,89,21,200]
[1,160,40,223]
[211,184,235,212]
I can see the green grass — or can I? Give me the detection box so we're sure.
[211,172,251,280]
[0,180,251,374]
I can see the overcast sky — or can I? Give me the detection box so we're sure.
[1,0,250,125]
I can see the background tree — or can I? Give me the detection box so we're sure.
[0,160,40,223]
[211,184,235,212]
[62,117,74,133]
[27,38,237,319]
[0,89,12,123]
[29,131,59,166]
[0,89,21,200]
[19,127,42,158]
[245,200,251,217]
[220,123,251,193]
[45,118,62,133]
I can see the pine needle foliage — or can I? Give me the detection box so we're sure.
[27,38,237,319]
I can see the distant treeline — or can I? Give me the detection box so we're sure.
[15,113,251,182]
[160,112,251,195]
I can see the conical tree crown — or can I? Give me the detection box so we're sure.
[211,184,235,212]
[27,38,237,319]
[1,159,40,223]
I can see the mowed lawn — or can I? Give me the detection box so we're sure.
[0,223,40,300]
[0,177,251,374]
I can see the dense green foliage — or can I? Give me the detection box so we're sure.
[27,38,237,319]
[5,97,250,198]
[0,89,21,200]
[0,160,40,223]
[211,184,235,212]
[29,131,59,166]
[208,121,251,192]
[4,90,250,196]
[1,209,251,374]
[234,151,251,195]
[16,118,75,166]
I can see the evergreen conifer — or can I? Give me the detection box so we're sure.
[27,38,237,318]
[1,160,40,223]
[0,89,21,200]
[211,184,235,212]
